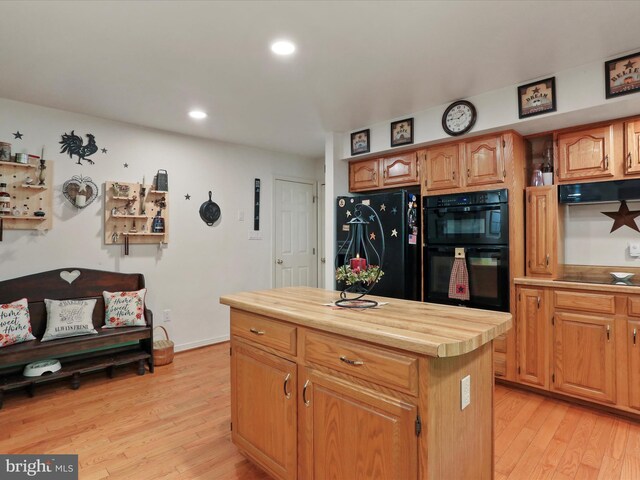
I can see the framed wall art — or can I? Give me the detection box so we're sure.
[390,118,414,147]
[517,77,557,119]
[350,129,370,156]
[605,51,640,99]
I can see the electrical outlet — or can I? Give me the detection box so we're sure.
[630,241,640,257]
[461,375,471,410]
[163,309,171,323]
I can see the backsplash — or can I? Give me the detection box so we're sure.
[563,201,640,266]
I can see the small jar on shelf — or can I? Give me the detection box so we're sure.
[0,183,11,216]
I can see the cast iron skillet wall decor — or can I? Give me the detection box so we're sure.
[199,191,221,226]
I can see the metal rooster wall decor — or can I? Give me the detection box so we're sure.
[59,130,99,165]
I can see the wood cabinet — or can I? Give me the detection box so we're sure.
[526,186,562,278]
[551,311,616,404]
[627,320,640,410]
[517,288,548,388]
[625,119,640,175]
[349,153,419,192]
[231,341,297,480]
[556,124,615,181]
[464,135,505,186]
[300,368,418,480]
[349,158,380,192]
[422,144,461,191]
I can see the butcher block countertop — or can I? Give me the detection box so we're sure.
[220,287,512,358]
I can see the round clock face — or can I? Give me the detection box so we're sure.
[442,101,477,136]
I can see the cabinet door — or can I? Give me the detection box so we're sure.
[552,311,615,404]
[299,369,418,480]
[382,153,418,187]
[517,288,548,388]
[628,320,640,410]
[349,159,380,192]
[625,120,640,175]
[231,341,297,480]
[557,125,614,181]
[526,186,556,277]
[464,135,505,186]
[424,144,461,191]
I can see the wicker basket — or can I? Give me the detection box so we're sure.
[153,326,174,366]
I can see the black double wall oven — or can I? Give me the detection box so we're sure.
[424,189,510,312]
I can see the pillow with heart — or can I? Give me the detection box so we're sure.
[42,298,98,342]
[0,298,36,348]
[103,288,147,328]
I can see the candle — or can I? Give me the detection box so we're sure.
[350,254,367,272]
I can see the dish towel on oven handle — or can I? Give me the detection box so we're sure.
[448,256,470,300]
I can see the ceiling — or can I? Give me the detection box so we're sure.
[1,1,640,158]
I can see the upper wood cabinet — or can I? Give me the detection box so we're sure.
[526,186,561,278]
[465,135,505,186]
[625,119,640,175]
[551,311,616,404]
[349,158,380,192]
[556,124,615,182]
[231,341,297,480]
[423,144,461,192]
[517,287,548,388]
[349,153,418,192]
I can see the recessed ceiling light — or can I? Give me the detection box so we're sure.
[271,40,296,56]
[189,110,207,119]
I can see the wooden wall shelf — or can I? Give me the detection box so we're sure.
[0,160,36,170]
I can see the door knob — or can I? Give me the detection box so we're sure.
[276,259,283,264]
[321,257,326,263]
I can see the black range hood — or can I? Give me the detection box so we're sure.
[559,179,640,204]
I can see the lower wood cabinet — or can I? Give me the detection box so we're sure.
[628,320,640,410]
[517,287,548,388]
[551,311,616,404]
[299,368,418,480]
[231,341,298,480]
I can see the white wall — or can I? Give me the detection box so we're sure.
[564,202,640,266]
[0,98,319,350]
[342,52,640,159]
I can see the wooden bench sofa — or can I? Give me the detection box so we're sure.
[0,268,154,408]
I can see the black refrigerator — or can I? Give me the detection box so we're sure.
[336,189,421,301]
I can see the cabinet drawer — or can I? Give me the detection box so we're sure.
[628,297,640,317]
[231,310,296,355]
[554,290,615,315]
[304,331,418,394]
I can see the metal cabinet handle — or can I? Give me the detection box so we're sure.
[372,172,377,181]
[276,259,283,264]
[546,254,550,267]
[249,328,265,335]
[634,328,637,345]
[467,168,470,178]
[383,170,387,179]
[537,297,541,309]
[283,373,291,399]
[302,379,310,407]
[340,355,364,366]
[629,152,633,169]
[604,155,609,170]
[452,171,456,180]
[607,325,611,341]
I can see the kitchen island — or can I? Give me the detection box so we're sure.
[220,287,512,480]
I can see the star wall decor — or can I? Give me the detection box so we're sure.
[101,148,108,153]
[123,163,129,168]
[380,204,386,212]
[13,131,23,139]
[185,194,191,200]
[602,200,640,233]
[624,60,636,70]
[369,214,375,221]
[391,207,397,215]
[346,210,351,218]
[391,229,398,237]
[369,232,376,240]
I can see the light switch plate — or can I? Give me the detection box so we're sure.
[248,231,262,240]
[630,242,640,257]
[461,375,471,410]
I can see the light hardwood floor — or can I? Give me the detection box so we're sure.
[1,343,639,479]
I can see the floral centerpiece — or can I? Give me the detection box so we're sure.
[335,264,384,287]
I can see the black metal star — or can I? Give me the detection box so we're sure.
[391,207,398,215]
[185,194,191,200]
[602,200,640,233]
[101,148,108,154]
[123,163,129,168]
[532,87,540,94]
[624,60,636,70]
[13,131,23,139]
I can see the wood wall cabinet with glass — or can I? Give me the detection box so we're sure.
[516,287,549,388]
[555,123,617,182]
[349,152,419,192]
[525,186,563,278]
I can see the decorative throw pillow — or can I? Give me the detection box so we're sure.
[103,288,146,328]
[41,299,98,342]
[0,298,36,348]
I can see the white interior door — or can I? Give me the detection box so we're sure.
[318,183,325,288]
[274,179,317,288]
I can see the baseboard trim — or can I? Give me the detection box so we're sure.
[174,335,230,353]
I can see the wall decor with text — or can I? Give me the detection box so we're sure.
[350,129,370,156]
[605,51,640,99]
[517,77,557,119]
[390,118,413,147]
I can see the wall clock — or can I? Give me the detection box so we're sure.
[442,100,477,136]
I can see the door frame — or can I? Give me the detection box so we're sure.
[318,182,325,288]
[272,175,319,288]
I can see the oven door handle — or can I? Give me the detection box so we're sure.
[430,205,503,215]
